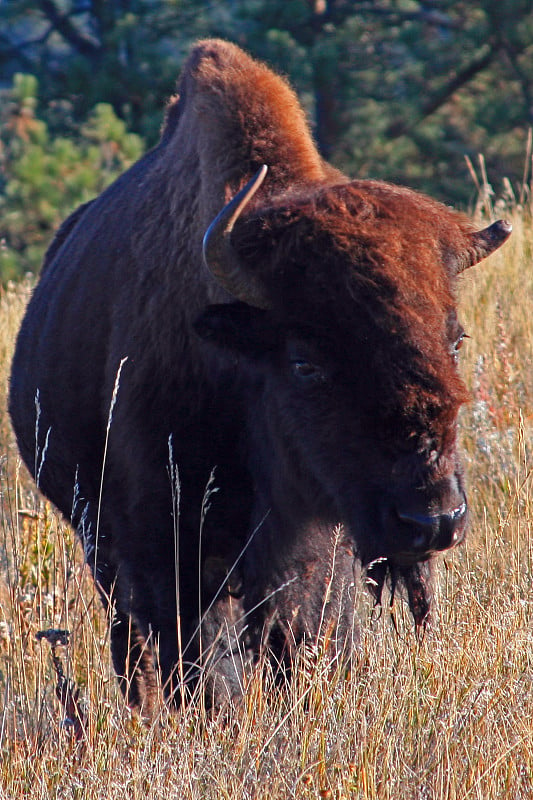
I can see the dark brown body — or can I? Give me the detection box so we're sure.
[9,40,510,711]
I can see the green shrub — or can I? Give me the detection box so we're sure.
[0,74,144,282]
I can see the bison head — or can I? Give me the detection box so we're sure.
[197,167,511,627]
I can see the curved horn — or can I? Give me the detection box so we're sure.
[203,165,270,308]
[457,219,512,274]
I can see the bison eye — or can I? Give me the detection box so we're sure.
[290,360,324,383]
[452,332,468,362]
[455,333,465,349]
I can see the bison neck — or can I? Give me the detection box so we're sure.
[243,415,356,657]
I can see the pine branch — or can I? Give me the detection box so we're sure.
[38,0,101,58]
[386,45,498,139]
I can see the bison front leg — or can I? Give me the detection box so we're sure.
[109,607,159,716]
[80,528,159,715]
[199,555,251,708]
[92,568,159,715]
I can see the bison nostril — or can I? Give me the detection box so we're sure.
[396,509,438,552]
[396,499,467,553]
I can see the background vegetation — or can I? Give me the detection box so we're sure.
[1,0,533,278]
[0,2,532,797]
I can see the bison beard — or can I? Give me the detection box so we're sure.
[366,559,432,631]
[8,39,511,713]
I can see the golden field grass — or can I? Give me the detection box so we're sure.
[0,208,531,799]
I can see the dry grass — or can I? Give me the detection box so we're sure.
[0,208,531,799]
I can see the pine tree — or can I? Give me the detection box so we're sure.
[0,74,143,280]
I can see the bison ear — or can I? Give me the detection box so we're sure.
[194,302,278,358]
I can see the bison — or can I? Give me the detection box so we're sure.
[9,39,511,713]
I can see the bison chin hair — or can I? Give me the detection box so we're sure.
[365,557,433,632]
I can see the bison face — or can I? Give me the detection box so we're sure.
[194,298,468,626]
[283,340,468,558]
